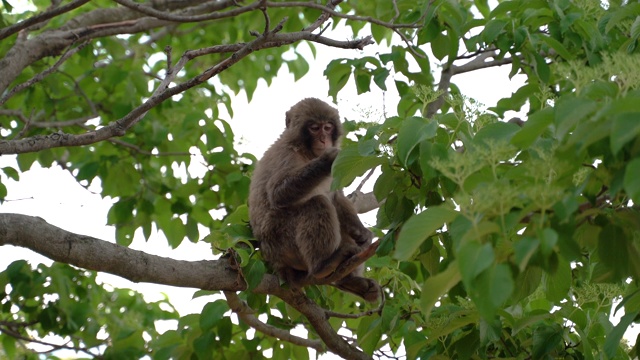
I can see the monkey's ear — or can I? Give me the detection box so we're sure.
[285,110,292,128]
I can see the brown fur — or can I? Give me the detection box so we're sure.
[248,98,380,302]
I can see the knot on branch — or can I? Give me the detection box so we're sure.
[48,131,68,143]
[354,35,374,50]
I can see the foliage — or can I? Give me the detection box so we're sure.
[0,260,177,359]
[2,0,640,359]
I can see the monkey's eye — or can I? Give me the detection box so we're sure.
[323,123,334,132]
[309,124,321,132]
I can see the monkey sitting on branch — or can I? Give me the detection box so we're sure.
[248,98,380,302]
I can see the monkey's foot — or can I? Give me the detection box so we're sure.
[319,241,380,284]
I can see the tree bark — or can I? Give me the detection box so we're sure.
[0,213,243,291]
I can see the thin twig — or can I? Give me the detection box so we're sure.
[0,325,98,358]
[303,0,343,32]
[355,167,377,193]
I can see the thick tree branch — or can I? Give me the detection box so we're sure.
[0,213,244,292]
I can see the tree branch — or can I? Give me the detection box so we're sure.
[254,277,373,360]
[223,291,325,352]
[0,0,91,41]
[425,51,516,117]
[112,0,263,23]
[0,213,244,292]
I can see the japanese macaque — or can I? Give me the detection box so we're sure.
[248,98,380,302]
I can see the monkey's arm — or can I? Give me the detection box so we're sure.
[268,149,338,208]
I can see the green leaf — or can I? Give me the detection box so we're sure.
[532,323,563,359]
[511,107,554,148]
[287,54,309,81]
[533,53,550,83]
[2,0,14,11]
[624,158,640,203]
[355,70,371,94]
[472,121,520,144]
[107,199,135,225]
[324,60,351,102]
[420,261,462,318]
[457,241,495,286]
[489,0,520,18]
[431,32,450,61]
[538,35,574,60]
[514,237,539,271]
[482,19,506,44]
[395,206,458,261]
[199,300,229,331]
[76,162,100,181]
[611,112,640,155]
[331,146,385,189]
[539,228,558,257]
[372,68,389,91]
[473,263,513,319]
[2,166,19,181]
[598,223,629,281]
[244,259,266,290]
[356,316,382,355]
[0,182,6,201]
[474,0,490,18]
[544,257,571,302]
[396,116,438,167]
[164,218,186,249]
[554,97,597,140]
[2,334,16,359]
[193,331,215,359]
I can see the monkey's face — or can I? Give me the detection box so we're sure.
[308,121,336,157]
[283,98,342,156]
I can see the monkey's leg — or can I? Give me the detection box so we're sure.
[294,195,347,279]
[332,191,374,246]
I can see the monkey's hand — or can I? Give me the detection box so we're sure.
[321,147,340,162]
